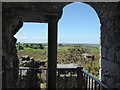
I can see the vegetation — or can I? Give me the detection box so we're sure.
[16,43,100,79]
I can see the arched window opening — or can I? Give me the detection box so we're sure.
[58,2,101,79]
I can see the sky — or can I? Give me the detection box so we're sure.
[14,2,101,44]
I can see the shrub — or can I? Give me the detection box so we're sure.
[38,44,44,49]
[24,44,29,47]
[18,45,24,50]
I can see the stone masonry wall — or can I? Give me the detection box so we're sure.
[2,2,120,89]
[87,2,120,88]
[100,3,120,88]
[2,2,67,88]
[2,8,23,88]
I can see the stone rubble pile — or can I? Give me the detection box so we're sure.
[18,55,46,88]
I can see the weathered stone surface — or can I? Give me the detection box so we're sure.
[2,9,22,88]
[2,2,70,22]
[116,64,120,81]
[101,58,120,88]
[106,47,116,63]
[2,2,120,89]
[116,51,120,63]
[105,77,115,88]
[115,82,120,89]
[2,2,68,88]
[92,2,120,88]
[101,47,107,58]
[21,55,30,61]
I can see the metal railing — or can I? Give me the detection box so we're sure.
[81,69,108,89]
[10,67,108,89]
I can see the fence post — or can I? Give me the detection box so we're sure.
[77,66,83,89]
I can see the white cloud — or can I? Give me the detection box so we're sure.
[14,35,99,44]
[14,35,48,43]
[14,36,29,39]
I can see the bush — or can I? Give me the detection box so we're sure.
[38,44,44,49]
[18,45,24,50]
[24,44,29,47]
[58,46,85,64]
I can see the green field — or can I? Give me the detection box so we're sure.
[16,43,100,79]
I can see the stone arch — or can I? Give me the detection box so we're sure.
[60,2,101,44]
[2,2,120,89]
[84,2,120,88]
[61,2,120,88]
[63,2,101,77]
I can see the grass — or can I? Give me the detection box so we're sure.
[17,48,47,60]
[17,43,100,79]
[58,45,74,52]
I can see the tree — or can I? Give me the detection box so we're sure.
[18,45,24,50]
[24,44,29,47]
[58,46,85,64]
[16,43,19,45]
[29,43,34,47]
[38,44,44,49]
[58,44,63,46]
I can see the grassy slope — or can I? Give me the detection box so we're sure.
[17,44,100,79]
[17,44,100,66]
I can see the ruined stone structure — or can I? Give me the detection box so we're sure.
[18,56,45,89]
[19,55,46,67]
[2,2,120,89]
[87,3,120,88]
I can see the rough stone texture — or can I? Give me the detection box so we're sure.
[2,2,120,89]
[106,46,117,63]
[2,9,23,88]
[2,2,70,22]
[17,57,45,89]
[117,51,120,63]
[2,2,69,88]
[87,2,120,88]
[101,47,107,58]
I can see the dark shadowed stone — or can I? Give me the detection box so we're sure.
[106,47,116,63]
[2,2,120,89]
[21,55,30,61]
[116,51,120,63]
[101,47,107,58]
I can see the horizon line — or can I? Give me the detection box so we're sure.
[16,42,100,44]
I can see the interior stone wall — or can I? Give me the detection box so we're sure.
[87,2,120,88]
[2,2,67,88]
[2,8,23,88]
[2,2,120,89]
